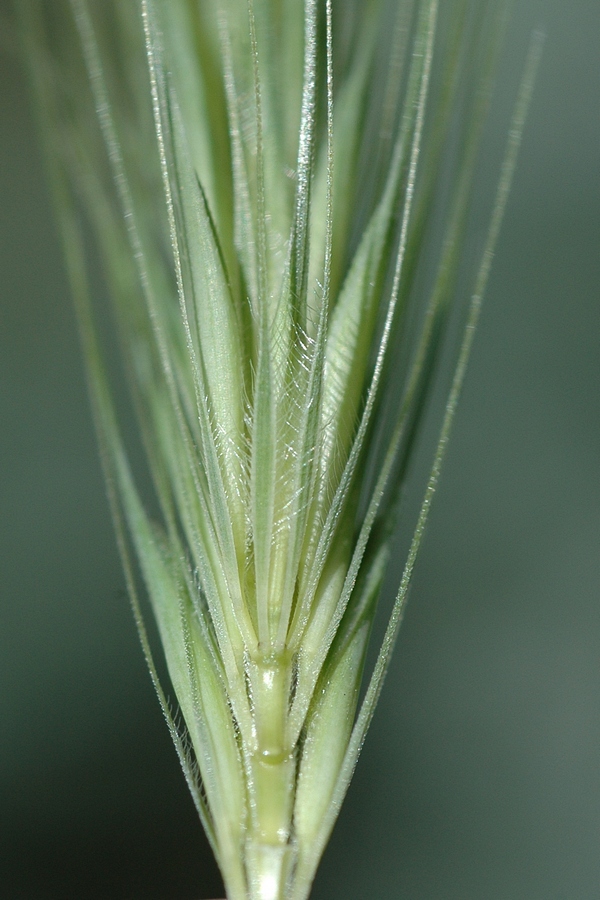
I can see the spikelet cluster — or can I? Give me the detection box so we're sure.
[20,2,538,898]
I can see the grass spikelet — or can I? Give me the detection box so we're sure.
[17,1,540,898]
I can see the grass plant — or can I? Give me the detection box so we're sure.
[18,2,540,898]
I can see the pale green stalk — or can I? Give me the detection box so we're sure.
[18,2,540,899]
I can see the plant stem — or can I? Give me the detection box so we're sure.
[245,655,296,900]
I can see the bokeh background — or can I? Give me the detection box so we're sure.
[1,1,598,898]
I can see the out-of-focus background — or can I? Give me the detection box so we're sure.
[1,1,598,898]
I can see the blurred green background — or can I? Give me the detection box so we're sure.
[1,2,598,898]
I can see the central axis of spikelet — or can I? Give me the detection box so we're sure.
[245,655,296,900]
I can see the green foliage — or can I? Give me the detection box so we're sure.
[19,1,540,897]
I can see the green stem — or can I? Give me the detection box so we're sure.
[245,655,296,900]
